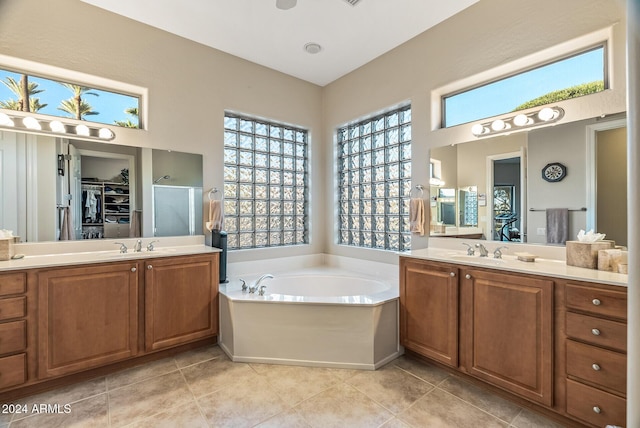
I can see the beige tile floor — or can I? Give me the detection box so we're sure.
[0,345,567,428]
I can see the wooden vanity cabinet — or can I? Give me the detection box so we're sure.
[563,281,627,427]
[460,268,554,406]
[400,259,459,367]
[399,258,554,406]
[37,262,140,378]
[0,271,29,389]
[144,254,218,352]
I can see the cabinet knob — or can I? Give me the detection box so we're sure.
[592,363,601,371]
[591,328,601,336]
[131,267,137,272]
[592,406,601,414]
[147,265,153,270]
[465,274,471,279]
[450,272,455,277]
[592,298,601,306]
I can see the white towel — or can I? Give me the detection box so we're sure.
[206,200,224,232]
[409,198,425,236]
[60,207,74,240]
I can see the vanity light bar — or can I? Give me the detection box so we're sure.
[471,106,565,137]
[0,110,115,141]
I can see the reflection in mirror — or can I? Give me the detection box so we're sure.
[429,115,627,247]
[0,130,203,242]
[151,149,203,237]
[458,186,478,227]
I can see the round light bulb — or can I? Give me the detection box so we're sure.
[0,113,14,127]
[538,107,556,121]
[76,124,90,136]
[491,119,506,131]
[49,120,65,133]
[513,114,529,127]
[22,116,41,130]
[471,123,485,136]
[98,128,114,139]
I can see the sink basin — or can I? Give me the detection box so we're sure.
[103,248,178,259]
[450,254,509,266]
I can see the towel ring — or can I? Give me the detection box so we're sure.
[412,185,424,197]
[208,187,221,201]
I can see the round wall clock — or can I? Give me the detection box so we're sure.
[541,162,567,182]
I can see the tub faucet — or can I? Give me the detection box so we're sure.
[475,243,489,257]
[249,274,274,294]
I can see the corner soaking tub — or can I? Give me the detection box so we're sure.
[219,267,400,370]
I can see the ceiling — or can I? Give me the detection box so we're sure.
[81,0,479,86]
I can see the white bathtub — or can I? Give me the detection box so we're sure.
[219,266,401,370]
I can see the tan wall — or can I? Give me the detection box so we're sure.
[0,0,325,261]
[0,0,628,262]
[323,0,626,261]
[597,126,627,246]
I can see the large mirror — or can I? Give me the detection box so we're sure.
[429,114,627,247]
[0,130,203,242]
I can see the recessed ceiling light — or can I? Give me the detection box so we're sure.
[304,42,322,54]
[276,0,297,10]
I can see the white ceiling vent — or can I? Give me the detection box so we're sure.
[343,0,363,6]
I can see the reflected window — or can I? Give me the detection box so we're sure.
[0,68,141,128]
[223,113,308,249]
[443,45,606,127]
[337,105,412,251]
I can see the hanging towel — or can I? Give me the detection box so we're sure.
[409,198,425,236]
[129,210,142,237]
[60,207,74,240]
[546,208,569,244]
[206,200,224,232]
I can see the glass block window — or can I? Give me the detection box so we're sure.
[337,105,412,251]
[223,113,308,250]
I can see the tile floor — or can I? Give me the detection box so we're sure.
[0,345,567,428]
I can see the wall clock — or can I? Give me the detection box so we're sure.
[541,162,567,182]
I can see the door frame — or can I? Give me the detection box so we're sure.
[485,148,527,241]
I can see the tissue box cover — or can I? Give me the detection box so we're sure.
[566,240,615,269]
[0,238,14,261]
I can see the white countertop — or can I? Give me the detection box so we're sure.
[400,247,628,287]
[0,244,220,272]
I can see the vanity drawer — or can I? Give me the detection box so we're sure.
[0,296,26,321]
[566,379,625,428]
[0,272,26,297]
[0,320,26,355]
[565,312,626,352]
[0,353,26,389]
[566,340,626,394]
[565,284,626,320]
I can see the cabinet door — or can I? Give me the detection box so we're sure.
[400,258,458,367]
[38,263,139,378]
[145,254,218,352]
[461,269,553,406]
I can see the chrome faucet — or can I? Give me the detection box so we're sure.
[248,274,274,294]
[462,243,475,256]
[475,243,489,257]
[146,240,159,251]
[114,242,127,253]
[134,239,143,252]
[493,246,508,259]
